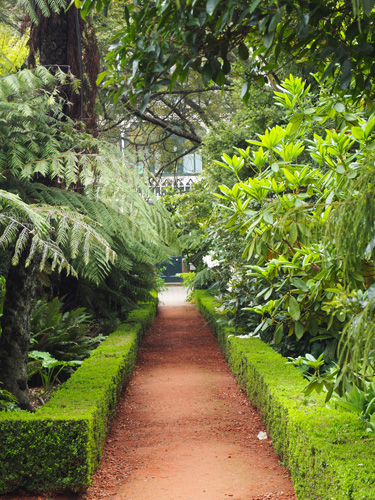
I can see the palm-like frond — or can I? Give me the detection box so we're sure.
[0,190,74,275]
[12,181,173,273]
[0,65,178,288]
[18,0,68,23]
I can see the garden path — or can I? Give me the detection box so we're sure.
[10,287,296,500]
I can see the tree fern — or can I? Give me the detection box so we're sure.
[0,65,178,283]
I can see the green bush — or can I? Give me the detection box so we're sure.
[0,301,156,494]
[195,290,375,500]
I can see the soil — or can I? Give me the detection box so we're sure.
[4,301,296,500]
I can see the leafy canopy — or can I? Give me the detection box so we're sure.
[72,0,375,102]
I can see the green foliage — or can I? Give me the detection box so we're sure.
[197,76,375,385]
[196,289,375,500]
[0,275,5,335]
[0,65,176,285]
[20,0,68,23]
[28,350,82,394]
[29,295,101,363]
[160,181,213,268]
[0,300,156,494]
[0,67,121,278]
[176,271,196,301]
[154,266,168,293]
[76,0,375,101]
[202,79,285,177]
[0,24,28,74]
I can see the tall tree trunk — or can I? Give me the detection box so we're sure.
[28,3,100,192]
[0,4,101,409]
[0,253,40,410]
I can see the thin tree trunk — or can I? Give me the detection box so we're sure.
[0,254,40,410]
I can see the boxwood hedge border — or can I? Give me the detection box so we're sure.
[195,289,375,500]
[0,299,157,494]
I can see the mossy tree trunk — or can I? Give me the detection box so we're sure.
[0,253,40,410]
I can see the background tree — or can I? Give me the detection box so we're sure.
[75,0,375,101]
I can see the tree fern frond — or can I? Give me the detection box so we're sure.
[12,226,29,265]
[18,0,67,23]
[0,189,50,235]
[0,65,178,289]
[0,219,19,247]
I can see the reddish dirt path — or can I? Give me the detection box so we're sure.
[6,302,296,500]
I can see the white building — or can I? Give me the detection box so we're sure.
[148,150,202,197]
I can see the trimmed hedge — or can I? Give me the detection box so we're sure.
[0,300,157,494]
[195,289,375,500]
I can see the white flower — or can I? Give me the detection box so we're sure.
[257,431,268,440]
[202,253,220,268]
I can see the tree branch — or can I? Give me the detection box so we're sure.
[155,144,200,177]
[125,103,202,144]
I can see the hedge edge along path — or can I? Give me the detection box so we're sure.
[195,290,375,500]
[0,300,157,494]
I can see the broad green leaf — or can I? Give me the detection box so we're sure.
[289,112,304,123]
[283,168,296,183]
[264,287,273,300]
[202,62,213,86]
[351,126,365,140]
[250,0,262,13]
[334,102,345,113]
[337,311,346,322]
[340,59,352,90]
[368,284,375,300]
[241,82,249,102]
[215,68,225,87]
[139,91,151,114]
[263,30,275,49]
[274,324,283,345]
[206,0,220,16]
[96,71,110,86]
[289,222,298,243]
[344,113,358,122]
[291,277,308,292]
[295,321,304,340]
[288,295,301,321]
[238,43,249,61]
[269,7,285,31]
[263,211,274,224]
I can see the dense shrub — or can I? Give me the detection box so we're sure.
[195,290,375,500]
[0,300,156,494]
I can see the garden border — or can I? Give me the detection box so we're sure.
[0,299,157,494]
[195,289,375,500]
